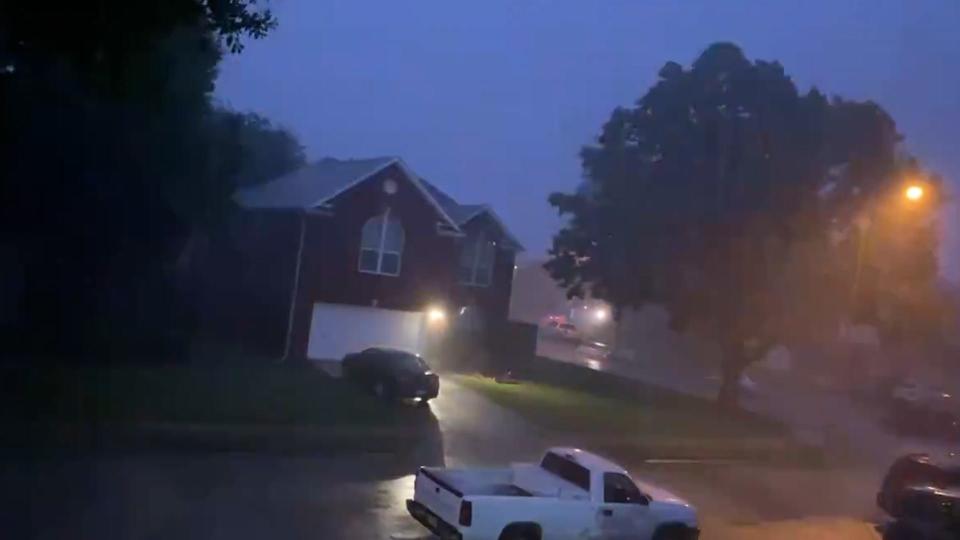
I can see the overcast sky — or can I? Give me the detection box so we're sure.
[216,0,959,282]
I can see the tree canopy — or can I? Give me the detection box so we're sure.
[546,43,943,407]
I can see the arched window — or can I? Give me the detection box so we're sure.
[359,209,404,276]
[458,232,495,286]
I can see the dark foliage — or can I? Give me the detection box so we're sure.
[545,43,943,408]
[0,3,301,360]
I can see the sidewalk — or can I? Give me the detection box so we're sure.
[704,517,880,540]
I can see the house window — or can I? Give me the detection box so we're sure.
[359,209,404,276]
[459,232,495,286]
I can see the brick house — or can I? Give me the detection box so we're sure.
[198,156,522,363]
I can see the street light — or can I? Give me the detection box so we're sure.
[593,308,608,323]
[904,184,924,202]
[849,179,929,326]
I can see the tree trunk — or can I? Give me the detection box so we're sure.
[717,344,747,411]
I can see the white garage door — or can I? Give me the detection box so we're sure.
[307,303,426,361]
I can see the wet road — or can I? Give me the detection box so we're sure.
[1,377,886,539]
[0,378,547,540]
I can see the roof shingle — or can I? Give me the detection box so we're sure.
[234,156,523,250]
[234,156,394,209]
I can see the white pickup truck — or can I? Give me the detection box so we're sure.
[406,447,699,540]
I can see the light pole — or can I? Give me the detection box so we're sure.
[842,180,930,385]
[848,181,926,324]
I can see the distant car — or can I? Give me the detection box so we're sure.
[542,320,579,341]
[877,453,960,539]
[558,323,579,339]
[576,341,610,361]
[885,380,960,440]
[342,347,439,403]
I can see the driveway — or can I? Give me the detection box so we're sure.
[1,377,886,540]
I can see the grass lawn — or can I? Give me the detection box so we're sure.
[0,364,401,427]
[455,374,816,462]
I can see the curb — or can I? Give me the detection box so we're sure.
[0,422,426,456]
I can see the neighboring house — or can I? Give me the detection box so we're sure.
[197,156,522,363]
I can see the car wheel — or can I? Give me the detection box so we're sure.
[881,521,915,540]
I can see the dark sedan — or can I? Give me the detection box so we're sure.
[884,379,960,441]
[878,453,960,539]
[342,347,440,403]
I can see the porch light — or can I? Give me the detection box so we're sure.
[427,306,447,324]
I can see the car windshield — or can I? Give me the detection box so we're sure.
[382,352,428,373]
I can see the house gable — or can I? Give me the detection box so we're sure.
[235,157,460,233]
[459,207,524,252]
[295,162,459,312]
[419,179,523,252]
[323,160,460,235]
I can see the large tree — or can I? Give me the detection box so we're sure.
[546,43,942,408]
[220,111,307,188]
[0,3,302,359]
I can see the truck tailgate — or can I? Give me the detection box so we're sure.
[414,467,464,528]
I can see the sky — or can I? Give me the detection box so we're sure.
[216,0,960,283]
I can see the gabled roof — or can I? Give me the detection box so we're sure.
[235,156,523,251]
[234,156,459,230]
[420,179,524,251]
[235,157,394,209]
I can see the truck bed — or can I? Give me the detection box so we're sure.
[421,467,533,497]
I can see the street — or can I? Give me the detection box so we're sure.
[1,376,893,539]
[0,378,543,540]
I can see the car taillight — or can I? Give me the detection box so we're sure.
[458,500,472,526]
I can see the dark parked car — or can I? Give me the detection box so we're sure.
[884,380,960,441]
[343,347,440,403]
[878,453,960,539]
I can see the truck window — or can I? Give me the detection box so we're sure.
[540,452,590,492]
[603,473,644,504]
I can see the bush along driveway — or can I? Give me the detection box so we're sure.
[0,364,437,454]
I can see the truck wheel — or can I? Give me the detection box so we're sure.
[499,523,541,540]
[653,524,694,540]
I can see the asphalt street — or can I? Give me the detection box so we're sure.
[1,377,888,539]
[0,378,545,540]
